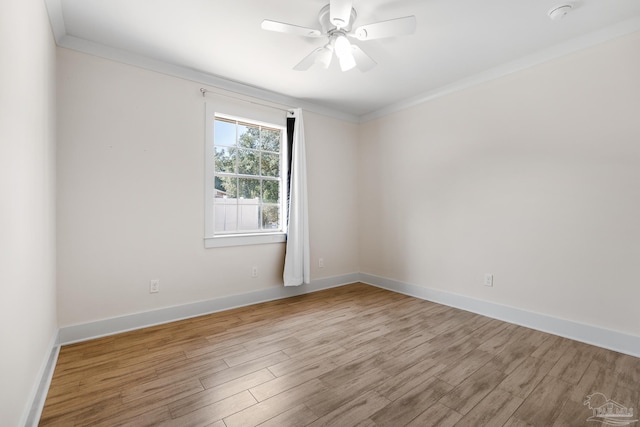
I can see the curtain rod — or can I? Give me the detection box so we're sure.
[200,88,295,116]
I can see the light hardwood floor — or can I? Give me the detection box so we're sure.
[40,283,640,426]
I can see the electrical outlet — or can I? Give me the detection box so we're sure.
[318,258,325,268]
[484,274,494,287]
[251,266,258,278]
[149,279,160,293]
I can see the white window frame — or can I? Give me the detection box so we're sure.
[204,102,287,248]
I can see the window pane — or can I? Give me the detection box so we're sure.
[262,206,280,230]
[261,152,279,177]
[215,146,236,174]
[238,149,259,176]
[261,128,281,152]
[238,198,260,230]
[238,178,260,200]
[238,124,259,149]
[214,119,236,147]
[262,180,279,204]
[215,176,237,198]
[215,198,237,232]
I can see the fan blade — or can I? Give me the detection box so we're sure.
[352,45,377,72]
[293,48,324,71]
[330,0,353,28]
[261,20,322,37]
[352,16,416,40]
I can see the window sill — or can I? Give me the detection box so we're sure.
[204,232,286,248]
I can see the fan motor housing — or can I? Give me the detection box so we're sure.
[319,4,357,33]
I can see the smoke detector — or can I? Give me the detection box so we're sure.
[548,4,573,20]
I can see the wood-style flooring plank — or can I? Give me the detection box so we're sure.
[376,358,447,401]
[438,364,507,416]
[307,390,390,427]
[435,349,494,386]
[370,376,452,426]
[250,360,337,402]
[256,403,319,427]
[158,390,257,427]
[266,343,345,377]
[223,379,327,427]
[168,369,274,418]
[404,402,463,427]
[199,351,289,389]
[508,375,574,426]
[76,403,173,427]
[454,388,523,427]
[305,368,390,418]
[497,356,555,399]
[547,342,597,384]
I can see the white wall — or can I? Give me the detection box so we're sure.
[305,111,360,279]
[359,32,640,337]
[56,48,360,327]
[0,0,58,425]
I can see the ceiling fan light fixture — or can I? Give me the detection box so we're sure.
[334,34,356,71]
[334,35,351,58]
[315,45,334,69]
[339,52,356,71]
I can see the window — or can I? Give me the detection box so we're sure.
[205,103,287,248]
[214,116,284,232]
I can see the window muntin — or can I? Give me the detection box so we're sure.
[212,115,285,235]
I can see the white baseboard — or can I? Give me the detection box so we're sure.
[23,331,60,427]
[57,270,640,354]
[58,273,360,345]
[360,273,640,358]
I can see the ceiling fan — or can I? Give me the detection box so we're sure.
[261,0,417,72]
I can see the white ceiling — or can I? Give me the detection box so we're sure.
[46,0,640,121]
